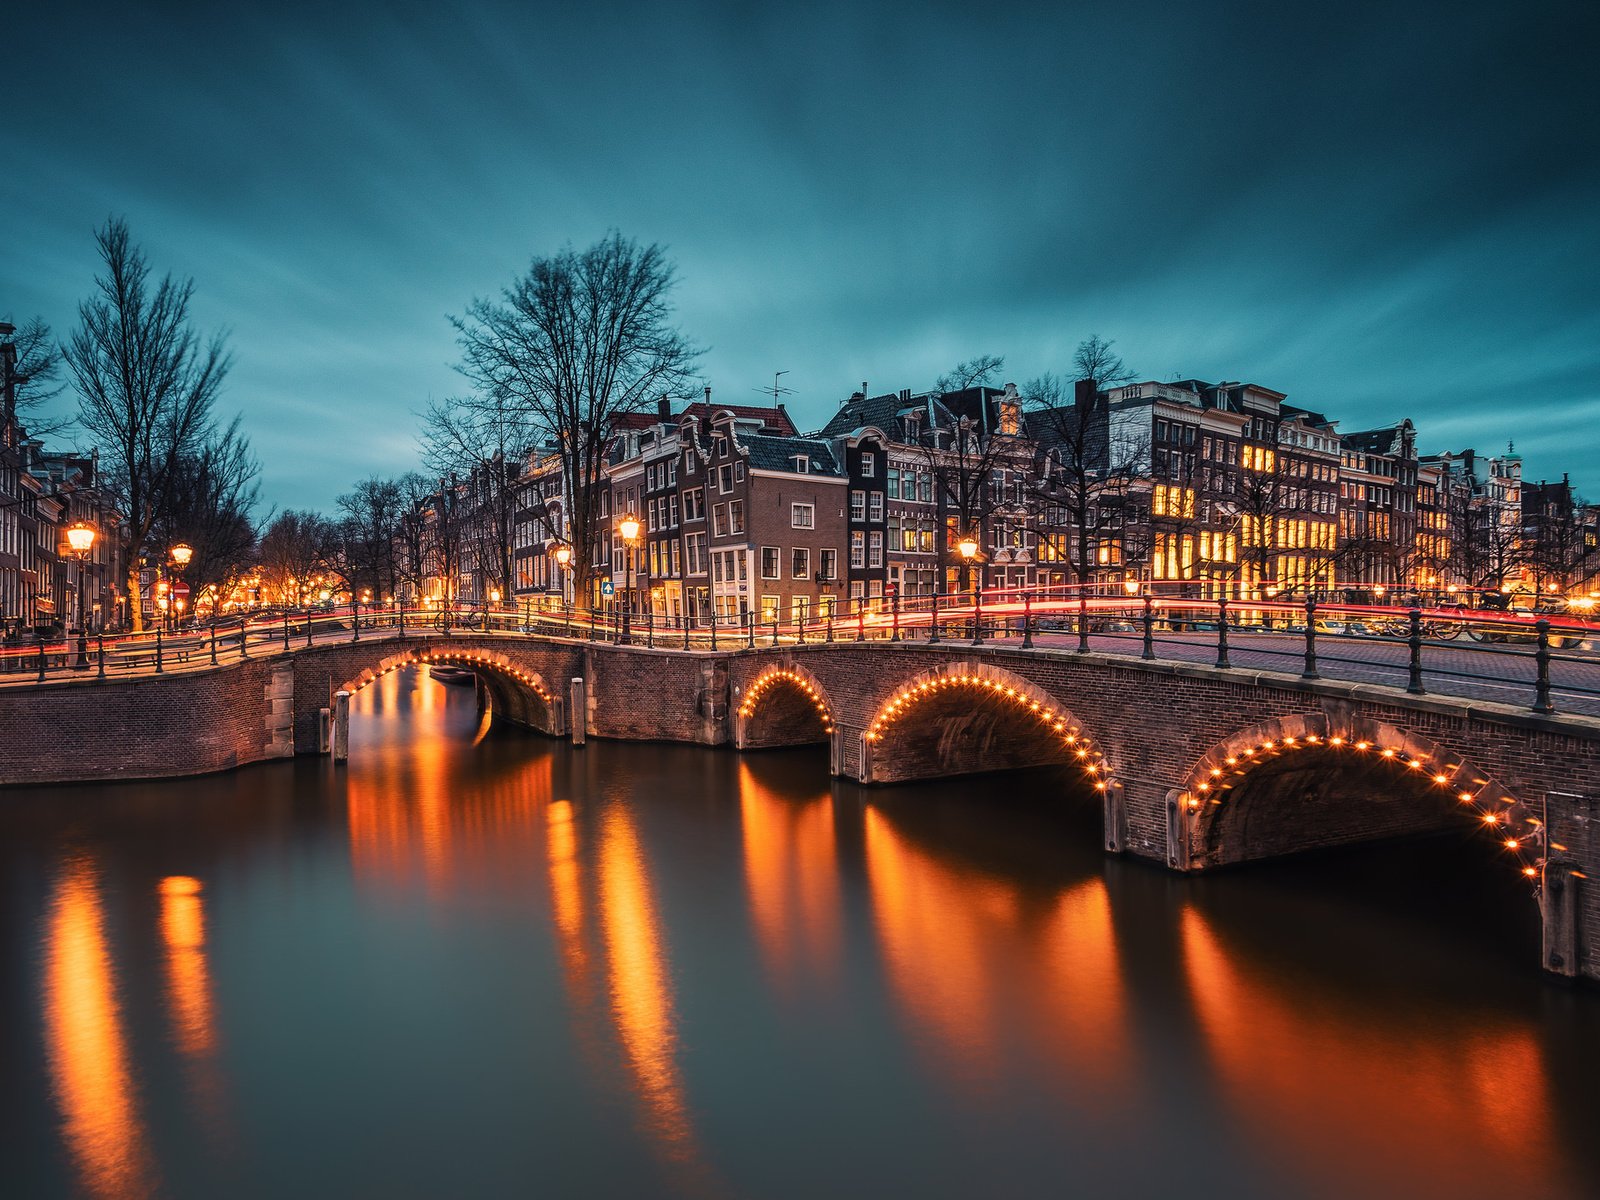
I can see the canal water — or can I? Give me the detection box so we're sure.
[3,666,1599,1200]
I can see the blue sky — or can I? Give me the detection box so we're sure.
[5,0,1597,511]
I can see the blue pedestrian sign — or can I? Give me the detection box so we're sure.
[601,580,615,597]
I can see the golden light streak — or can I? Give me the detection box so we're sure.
[43,855,157,1199]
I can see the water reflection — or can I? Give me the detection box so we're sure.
[1181,902,1573,1197]
[738,761,841,1002]
[2,669,1596,1199]
[43,854,157,1199]
[861,802,1135,1105]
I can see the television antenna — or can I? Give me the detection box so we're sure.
[755,371,794,428]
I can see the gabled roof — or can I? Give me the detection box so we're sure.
[741,435,843,477]
[1342,420,1416,457]
[817,390,960,442]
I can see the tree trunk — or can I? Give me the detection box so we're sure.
[126,562,144,633]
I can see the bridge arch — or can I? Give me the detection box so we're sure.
[858,660,1113,792]
[1174,712,1542,878]
[340,648,561,737]
[733,663,835,751]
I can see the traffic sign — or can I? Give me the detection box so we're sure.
[600,580,615,597]
[170,580,191,601]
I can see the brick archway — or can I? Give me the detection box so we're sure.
[1174,712,1540,878]
[857,660,1114,792]
[339,648,561,737]
[733,663,835,750]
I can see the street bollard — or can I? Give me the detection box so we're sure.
[1534,620,1554,714]
[1302,598,1320,680]
[1142,595,1155,660]
[1077,593,1090,654]
[98,634,107,678]
[239,621,249,659]
[891,592,901,643]
[210,625,218,666]
[1022,593,1034,650]
[155,629,164,674]
[37,640,47,682]
[972,587,985,647]
[1407,609,1426,694]
[929,590,940,645]
[1215,599,1230,669]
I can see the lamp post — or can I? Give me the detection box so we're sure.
[169,542,193,633]
[66,522,97,670]
[617,515,641,645]
[959,535,981,644]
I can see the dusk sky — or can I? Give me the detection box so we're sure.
[6,0,1597,513]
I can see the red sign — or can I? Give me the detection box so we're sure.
[170,580,191,600]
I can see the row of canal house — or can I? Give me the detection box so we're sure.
[501,376,1592,621]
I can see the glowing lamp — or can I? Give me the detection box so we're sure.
[170,542,193,567]
[554,545,571,567]
[65,522,97,556]
[1123,578,1140,596]
[958,536,979,561]
[617,515,641,542]
[489,588,501,603]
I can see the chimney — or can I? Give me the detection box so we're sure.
[657,395,672,422]
[862,381,869,399]
[899,388,910,403]
[704,386,712,407]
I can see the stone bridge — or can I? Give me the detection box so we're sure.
[1,633,1595,981]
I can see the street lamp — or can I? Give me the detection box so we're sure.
[959,536,981,644]
[168,542,193,632]
[65,522,96,670]
[1123,577,1140,597]
[617,515,641,644]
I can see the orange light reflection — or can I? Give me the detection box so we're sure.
[1180,904,1571,1197]
[43,855,157,1199]
[738,763,840,1001]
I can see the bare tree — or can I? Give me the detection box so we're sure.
[393,472,435,604]
[1073,334,1135,392]
[336,476,407,603]
[152,416,260,615]
[450,232,698,607]
[1,316,71,436]
[1022,370,1146,593]
[935,354,1004,393]
[419,395,532,603]
[256,510,337,607]
[63,218,231,630]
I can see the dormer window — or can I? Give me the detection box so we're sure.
[793,455,810,474]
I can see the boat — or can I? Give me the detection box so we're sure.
[428,665,477,687]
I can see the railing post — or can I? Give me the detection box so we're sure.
[928,589,940,645]
[972,586,985,646]
[98,634,107,678]
[210,625,218,666]
[797,611,806,644]
[399,605,407,638]
[646,608,654,649]
[770,616,779,647]
[155,629,164,674]
[1022,593,1034,649]
[746,611,755,650]
[891,590,901,642]
[1534,619,1555,714]
[1407,608,1426,694]
[1077,591,1090,654]
[1142,595,1155,660]
[305,611,313,646]
[1215,599,1230,669]
[37,640,47,682]
[352,601,361,643]
[1302,598,1320,680]
[682,611,691,650]
[709,609,718,652]
[856,604,865,642]
[826,606,835,643]
[283,613,291,650]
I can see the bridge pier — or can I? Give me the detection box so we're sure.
[331,690,350,762]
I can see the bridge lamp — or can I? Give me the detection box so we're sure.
[1123,578,1140,596]
[957,536,979,561]
[617,515,641,543]
[65,523,98,669]
[489,588,501,604]
[554,545,572,568]
[170,542,193,569]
